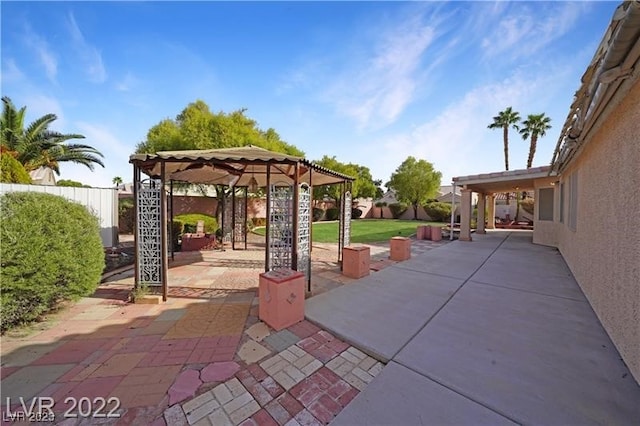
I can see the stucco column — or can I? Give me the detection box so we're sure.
[476,193,486,234]
[460,189,473,241]
[486,194,496,229]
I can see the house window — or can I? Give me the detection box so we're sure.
[559,182,565,223]
[538,188,554,221]
[568,172,578,231]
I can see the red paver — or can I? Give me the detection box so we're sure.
[288,320,321,339]
[31,339,116,365]
[249,409,278,426]
[49,376,124,404]
[0,367,20,380]
[168,369,202,405]
[201,361,240,382]
[296,332,348,363]
[187,335,241,363]
[110,365,180,408]
[277,392,304,417]
[288,367,356,425]
[247,363,269,381]
[264,398,292,425]
[143,338,199,366]
[114,335,163,353]
[261,376,285,399]
[237,371,274,406]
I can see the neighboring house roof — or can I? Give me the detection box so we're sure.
[551,2,640,173]
[28,167,56,186]
[375,186,468,204]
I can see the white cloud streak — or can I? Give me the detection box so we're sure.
[22,24,58,82]
[326,11,437,129]
[67,12,107,83]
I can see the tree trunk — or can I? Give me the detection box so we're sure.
[527,135,537,168]
[413,203,418,220]
[502,126,509,171]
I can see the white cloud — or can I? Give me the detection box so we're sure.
[22,24,58,82]
[1,58,25,83]
[481,2,590,60]
[326,11,437,129]
[115,72,138,92]
[75,122,132,163]
[67,12,107,83]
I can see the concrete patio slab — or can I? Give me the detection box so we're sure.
[332,362,516,426]
[1,363,75,402]
[307,231,640,424]
[395,281,640,424]
[306,267,464,361]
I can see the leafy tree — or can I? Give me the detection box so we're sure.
[387,157,442,220]
[57,179,90,187]
[487,106,520,171]
[112,176,123,187]
[0,97,104,174]
[136,100,304,224]
[520,113,552,168]
[0,152,31,183]
[311,156,377,210]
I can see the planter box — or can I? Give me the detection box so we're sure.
[342,246,370,279]
[417,225,431,240]
[390,237,411,261]
[259,269,305,331]
[430,226,442,242]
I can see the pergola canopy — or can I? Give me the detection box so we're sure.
[129,145,355,187]
[452,166,553,194]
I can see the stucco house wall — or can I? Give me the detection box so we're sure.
[555,77,640,381]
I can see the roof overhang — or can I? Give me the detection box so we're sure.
[452,166,554,194]
[129,145,355,187]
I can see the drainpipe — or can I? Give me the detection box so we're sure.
[450,183,456,240]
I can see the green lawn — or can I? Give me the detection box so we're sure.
[254,219,445,243]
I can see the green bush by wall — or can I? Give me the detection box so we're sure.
[0,192,105,332]
[0,153,31,184]
[325,207,339,221]
[175,213,218,234]
[388,202,408,219]
[424,202,452,222]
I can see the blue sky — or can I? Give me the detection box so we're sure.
[1,1,616,189]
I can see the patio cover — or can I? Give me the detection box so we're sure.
[129,145,354,187]
[452,166,553,193]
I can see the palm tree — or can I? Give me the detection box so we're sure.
[0,96,104,174]
[112,176,123,188]
[520,113,552,168]
[488,107,520,206]
[488,106,520,171]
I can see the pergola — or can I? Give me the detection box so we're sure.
[451,166,554,241]
[129,146,355,300]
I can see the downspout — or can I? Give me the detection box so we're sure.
[450,183,456,241]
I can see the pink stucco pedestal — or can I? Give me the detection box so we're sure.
[417,225,431,240]
[390,237,411,261]
[430,226,442,242]
[259,269,305,331]
[342,246,370,279]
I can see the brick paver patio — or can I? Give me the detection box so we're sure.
[0,236,446,425]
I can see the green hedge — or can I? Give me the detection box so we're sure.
[424,202,452,222]
[0,153,31,184]
[175,213,217,234]
[1,192,104,332]
[325,207,339,221]
[388,202,408,219]
[312,207,324,222]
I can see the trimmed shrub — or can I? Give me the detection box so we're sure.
[118,198,135,233]
[424,202,452,222]
[251,217,267,228]
[325,207,339,221]
[0,153,31,184]
[174,213,217,234]
[352,207,363,219]
[388,202,408,219]
[520,198,534,215]
[1,192,104,332]
[312,207,324,222]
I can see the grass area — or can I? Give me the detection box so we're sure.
[254,219,445,243]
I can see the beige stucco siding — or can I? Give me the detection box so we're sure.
[557,78,640,382]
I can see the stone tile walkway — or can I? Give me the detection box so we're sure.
[1,234,444,425]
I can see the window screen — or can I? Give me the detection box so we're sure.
[538,188,554,221]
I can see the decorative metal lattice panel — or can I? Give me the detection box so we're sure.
[136,179,162,288]
[234,190,247,244]
[297,183,311,281]
[223,190,233,244]
[339,191,352,253]
[268,184,294,271]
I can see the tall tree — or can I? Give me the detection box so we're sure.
[0,97,104,173]
[112,176,123,188]
[386,156,442,220]
[311,156,377,208]
[520,113,552,169]
[136,100,304,224]
[488,106,520,171]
